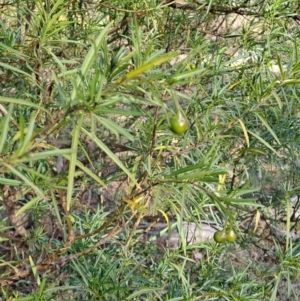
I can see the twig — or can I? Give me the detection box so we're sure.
[126,210,148,248]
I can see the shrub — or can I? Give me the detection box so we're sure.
[1,0,300,300]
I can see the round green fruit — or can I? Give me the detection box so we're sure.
[169,113,188,135]
[226,228,237,242]
[213,230,227,243]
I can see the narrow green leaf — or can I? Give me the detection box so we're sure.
[34,142,106,187]
[81,127,138,186]
[126,287,162,300]
[66,115,83,212]
[16,195,42,216]
[3,164,44,197]
[238,147,266,156]
[276,54,285,78]
[228,188,259,198]
[169,66,206,83]
[47,49,68,73]
[237,118,250,147]
[167,171,228,182]
[254,112,281,145]
[271,91,283,110]
[0,96,50,115]
[118,50,136,65]
[0,42,30,59]
[51,190,63,226]
[219,196,263,206]
[93,114,134,141]
[49,0,65,16]
[285,197,291,251]
[248,130,281,157]
[0,103,13,153]
[0,62,33,80]
[44,9,66,36]
[63,153,106,188]
[162,297,184,301]
[95,108,141,116]
[167,164,228,180]
[280,79,300,85]
[0,178,23,186]
[72,23,112,99]
[270,274,281,301]
[167,163,207,177]
[110,64,130,81]
[145,49,166,63]
[200,176,225,183]
[29,255,41,286]
[116,51,179,84]
[24,149,74,161]
[17,112,36,155]
[38,275,48,298]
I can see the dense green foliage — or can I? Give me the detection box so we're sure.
[1,0,300,300]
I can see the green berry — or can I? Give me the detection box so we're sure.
[169,112,188,135]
